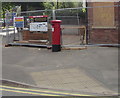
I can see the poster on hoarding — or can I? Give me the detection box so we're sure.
[30,22,48,32]
[14,16,24,28]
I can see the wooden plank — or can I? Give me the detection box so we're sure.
[15,41,29,43]
[14,40,48,45]
[62,46,87,50]
[28,40,48,43]
[61,25,86,29]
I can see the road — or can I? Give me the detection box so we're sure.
[0,28,20,45]
[1,84,93,96]
[0,28,17,36]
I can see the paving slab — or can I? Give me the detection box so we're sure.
[30,68,115,95]
[2,46,119,96]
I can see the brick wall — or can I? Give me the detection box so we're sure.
[87,2,119,44]
[118,1,120,44]
[22,30,49,41]
[90,28,118,44]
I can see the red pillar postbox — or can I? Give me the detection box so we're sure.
[51,20,62,52]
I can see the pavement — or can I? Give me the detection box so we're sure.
[0,28,119,96]
[62,34,81,45]
[2,44,119,96]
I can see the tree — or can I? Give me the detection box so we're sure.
[43,2,77,10]
[11,2,45,11]
[1,2,15,18]
[1,2,45,18]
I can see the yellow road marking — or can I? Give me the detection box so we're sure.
[0,88,60,96]
[0,85,91,96]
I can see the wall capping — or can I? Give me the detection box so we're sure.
[92,26,117,29]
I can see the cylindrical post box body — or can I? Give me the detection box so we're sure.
[51,20,62,52]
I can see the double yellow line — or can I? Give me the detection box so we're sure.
[0,85,91,96]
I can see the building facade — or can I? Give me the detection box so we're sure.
[87,2,120,44]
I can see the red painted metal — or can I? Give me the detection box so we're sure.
[51,20,62,45]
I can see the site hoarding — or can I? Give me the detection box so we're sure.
[30,22,48,32]
[14,16,24,28]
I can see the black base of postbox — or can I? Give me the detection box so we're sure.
[52,45,61,52]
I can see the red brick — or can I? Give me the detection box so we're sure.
[22,30,49,41]
[90,29,118,44]
[87,2,119,44]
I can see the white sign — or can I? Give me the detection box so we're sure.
[30,22,48,32]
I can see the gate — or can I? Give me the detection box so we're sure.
[55,8,87,46]
[4,7,87,47]
[4,4,119,47]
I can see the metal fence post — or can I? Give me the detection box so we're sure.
[77,13,80,35]
[52,9,56,20]
[13,13,16,41]
[5,11,9,45]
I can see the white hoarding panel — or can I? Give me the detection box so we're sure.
[30,22,48,32]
